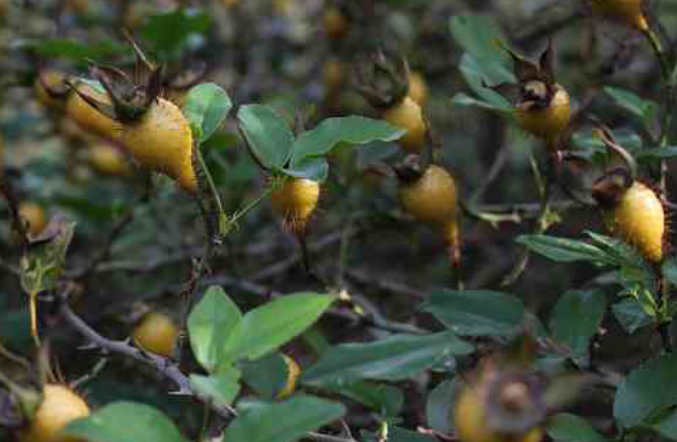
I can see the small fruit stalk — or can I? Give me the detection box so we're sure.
[354,51,428,155]
[484,40,571,152]
[395,155,461,277]
[592,129,665,264]
[270,175,321,272]
[585,0,648,31]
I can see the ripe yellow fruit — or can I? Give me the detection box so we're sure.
[382,96,427,154]
[323,58,345,92]
[87,143,133,177]
[454,385,543,442]
[588,0,648,31]
[602,181,664,262]
[323,7,347,40]
[276,354,301,399]
[18,384,90,442]
[400,165,457,225]
[515,85,570,148]
[120,98,197,193]
[271,177,320,235]
[35,71,67,110]
[65,82,121,142]
[19,202,47,237]
[132,311,179,358]
[408,71,428,106]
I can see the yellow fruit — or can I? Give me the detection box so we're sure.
[400,165,457,225]
[408,71,429,106]
[120,98,197,193]
[515,85,570,147]
[276,354,301,399]
[132,311,179,358]
[18,202,47,237]
[323,7,347,40]
[323,58,345,92]
[382,96,427,154]
[87,143,133,177]
[35,71,67,110]
[603,181,664,262]
[588,0,648,31]
[271,177,320,235]
[454,385,543,442]
[222,0,239,6]
[65,82,122,142]
[18,384,90,442]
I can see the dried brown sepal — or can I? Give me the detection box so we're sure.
[592,168,633,207]
[392,154,425,184]
[353,49,410,108]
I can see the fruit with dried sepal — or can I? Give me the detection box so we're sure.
[87,143,133,177]
[19,202,47,237]
[18,384,90,442]
[586,0,648,31]
[271,177,321,236]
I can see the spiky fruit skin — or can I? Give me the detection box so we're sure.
[35,71,66,110]
[133,312,179,358]
[454,385,543,442]
[19,202,47,237]
[515,85,570,147]
[66,83,121,142]
[383,97,427,154]
[120,98,197,193]
[276,355,301,399]
[88,143,133,177]
[408,71,429,106]
[400,165,457,225]
[588,0,648,31]
[18,384,90,442]
[603,181,664,263]
[323,7,347,40]
[271,178,320,235]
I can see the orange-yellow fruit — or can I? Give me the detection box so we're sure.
[35,71,67,110]
[132,311,179,358]
[588,0,648,31]
[222,0,239,6]
[323,7,347,40]
[87,143,133,177]
[276,354,301,399]
[408,71,429,106]
[271,177,320,234]
[65,82,122,142]
[400,165,457,225]
[515,85,570,147]
[383,96,427,154]
[323,58,345,92]
[18,384,90,442]
[454,385,543,442]
[120,98,197,193]
[603,181,664,262]
[18,202,47,237]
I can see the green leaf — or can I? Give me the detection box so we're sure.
[546,413,606,442]
[187,286,242,372]
[219,293,335,366]
[612,299,653,334]
[190,370,241,408]
[614,354,677,428]
[548,289,606,366]
[424,289,524,337]
[290,116,405,165]
[451,91,510,112]
[18,38,126,62]
[426,379,458,433]
[141,8,211,58]
[516,234,616,265]
[448,14,511,78]
[237,104,295,170]
[222,395,345,442]
[64,401,187,442]
[320,381,403,417]
[652,409,677,441]
[301,331,472,383]
[241,352,290,400]
[182,83,232,144]
[282,157,329,182]
[388,427,438,442]
[604,86,658,128]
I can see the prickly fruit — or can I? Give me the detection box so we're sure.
[588,0,648,31]
[408,71,428,106]
[132,311,179,358]
[400,165,457,225]
[18,202,47,237]
[383,96,427,154]
[515,84,570,148]
[18,384,90,442]
[602,181,664,262]
[66,82,121,141]
[87,143,133,177]
[271,177,320,235]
